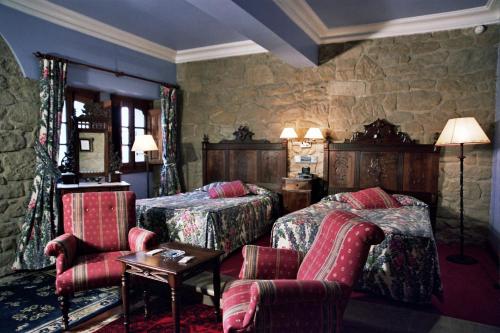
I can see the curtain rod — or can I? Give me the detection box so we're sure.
[34,51,179,89]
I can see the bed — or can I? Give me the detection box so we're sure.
[136,126,286,257]
[271,119,443,303]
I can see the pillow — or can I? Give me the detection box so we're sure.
[341,187,401,209]
[246,183,272,195]
[199,182,227,192]
[208,180,249,199]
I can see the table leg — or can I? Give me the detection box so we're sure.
[121,267,129,333]
[168,275,180,333]
[213,259,221,321]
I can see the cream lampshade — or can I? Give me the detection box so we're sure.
[304,128,324,140]
[280,128,298,139]
[435,117,490,265]
[435,117,490,146]
[131,135,158,198]
[131,134,158,152]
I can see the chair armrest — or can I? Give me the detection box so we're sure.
[128,227,157,252]
[245,280,344,332]
[44,233,77,275]
[239,245,302,280]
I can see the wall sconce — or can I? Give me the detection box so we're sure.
[301,127,324,148]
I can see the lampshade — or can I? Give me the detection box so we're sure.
[280,127,298,139]
[435,117,490,146]
[304,127,324,140]
[131,134,158,152]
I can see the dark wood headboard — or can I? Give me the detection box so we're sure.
[202,126,287,192]
[323,119,440,228]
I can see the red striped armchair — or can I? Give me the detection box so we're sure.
[222,210,385,333]
[45,191,157,330]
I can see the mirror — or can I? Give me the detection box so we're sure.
[79,132,107,174]
[74,102,111,179]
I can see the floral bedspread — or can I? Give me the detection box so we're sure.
[136,185,278,258]
[271,194,442,303]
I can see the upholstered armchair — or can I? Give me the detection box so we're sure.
[45,191,157,330]
[222,210,385,333]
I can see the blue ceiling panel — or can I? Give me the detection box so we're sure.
[306,0,488,28]
[48,0,246,50]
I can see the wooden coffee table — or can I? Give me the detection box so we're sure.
[117,242,225,333]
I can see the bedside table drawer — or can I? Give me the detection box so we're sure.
[282,178,312,190]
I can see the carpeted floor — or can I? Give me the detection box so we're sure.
[0,270,120,332]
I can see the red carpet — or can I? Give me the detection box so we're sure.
[95,304,221,332]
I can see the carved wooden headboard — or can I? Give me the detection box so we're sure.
[323,119,440,227]
[202,126,287,192]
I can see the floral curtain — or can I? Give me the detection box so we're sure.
[158,85,181,196]
[12,58,67,270]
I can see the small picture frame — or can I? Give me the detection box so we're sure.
[80,138,93,152]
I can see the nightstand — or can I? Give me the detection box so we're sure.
[282,177,321,214]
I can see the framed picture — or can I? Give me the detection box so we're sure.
[80,138,93,152]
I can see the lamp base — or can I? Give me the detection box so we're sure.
[446,254,477,265]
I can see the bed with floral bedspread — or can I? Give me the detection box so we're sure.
[271,193,442,303]
[136,184,278,258]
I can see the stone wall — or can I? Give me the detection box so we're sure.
[178,26,499,243]
[0,37,39,276]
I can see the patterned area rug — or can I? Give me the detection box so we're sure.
[0,271,119,332]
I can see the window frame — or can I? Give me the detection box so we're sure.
[111,95,152,173]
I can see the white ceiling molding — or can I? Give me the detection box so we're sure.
[176,41,267,63]
[0,0,177,61]
[274,0,500,43]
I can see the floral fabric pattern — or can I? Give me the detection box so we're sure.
[136,185,279,258]
[13,58,67,270]
[271,195,442,303]
[158,86,181,196]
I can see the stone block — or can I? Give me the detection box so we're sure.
[0,91,15,106]
[2,150,35,181]
[0,130,25,152]
[397,91,442,111]
[0,182,24,200]
[355,56,385,80]
[328,81,366,96]
[245,64,274,85]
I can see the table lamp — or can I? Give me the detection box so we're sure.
[132,134,158,198]
[435,117,490,265]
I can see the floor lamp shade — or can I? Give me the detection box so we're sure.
[132,135,158,198]
[435,117,490,146]
[435,117,490,265]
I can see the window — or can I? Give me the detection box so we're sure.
[112,95,152,172]
[58,88,99,166]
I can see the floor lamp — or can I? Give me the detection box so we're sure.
[132,134,158,198]
[435,117,490,265]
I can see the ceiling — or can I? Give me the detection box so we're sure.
[2,0,499,67]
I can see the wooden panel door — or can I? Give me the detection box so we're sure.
[359,152,399,191]
[259,150,286,188]
[403,152,439,193]
[147,108,162,164]
[328,151,356,189]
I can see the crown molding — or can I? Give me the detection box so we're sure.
[176,40,268,63]
[0,0,177,62]
[274,0,500,44]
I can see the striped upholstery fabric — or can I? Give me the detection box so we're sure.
[340,187,401,209]
[62,191,136,253]
[45,191,157,298]
[208,180,249,199]
[128,226,157,251]
[222,209,384,333]
[238,245,302,280]
[297,210,385,287]
[55,251,129,294]
[44,233,77,275]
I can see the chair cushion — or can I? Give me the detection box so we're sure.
[239,245,301,280]
[208,180,249,199]
[341,187,401,209]
[63,191,136,253]
[222,280,255,332]
[297,210,385,287]
[56,251,129,295]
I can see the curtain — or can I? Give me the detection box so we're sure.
[158,85,181,196]
[12,58,67,270]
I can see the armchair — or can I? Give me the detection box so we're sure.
[44,191,157,330]
[222,210,385,333]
